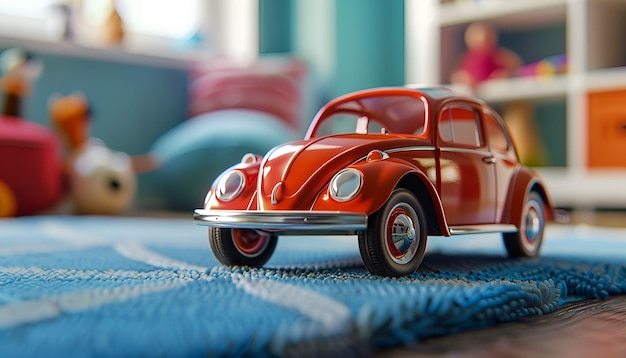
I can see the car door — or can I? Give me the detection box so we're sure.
[482,109,519,223]
[437,104,497,225]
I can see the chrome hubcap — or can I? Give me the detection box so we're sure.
[385,203,419,265]
[522,200,543,251]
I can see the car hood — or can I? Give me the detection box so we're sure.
[258,134,429,209]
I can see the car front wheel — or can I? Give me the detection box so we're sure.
[209,227,278,267]
[503,191,545,258]
[358,189,427,277]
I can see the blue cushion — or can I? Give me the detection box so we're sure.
[150,109,298,211]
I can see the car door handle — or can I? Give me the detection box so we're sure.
[482,156,497,164]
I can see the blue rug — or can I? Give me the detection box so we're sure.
[0,216,625,357]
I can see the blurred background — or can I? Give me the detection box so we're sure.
[1,0,625,223]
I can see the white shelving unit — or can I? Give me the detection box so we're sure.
[406,0,626,208]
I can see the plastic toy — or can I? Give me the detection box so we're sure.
[517,54,567,78]
[49,93,136,215]
[194,86,555,277]
[0,49,62,217]
[450,22,521,89]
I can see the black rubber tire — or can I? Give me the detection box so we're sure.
[358,189,427,277]
[209,227,278,267]
[503,191,546,258]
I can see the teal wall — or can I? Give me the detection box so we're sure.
[333,0,405,97]
[261,0,406,97]
[1,51,188,156]
[259,0,293,54]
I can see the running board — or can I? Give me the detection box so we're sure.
[448,224,518,235]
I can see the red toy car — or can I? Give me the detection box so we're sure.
[194,86,555,277]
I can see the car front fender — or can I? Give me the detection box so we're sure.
[312,158,450,235]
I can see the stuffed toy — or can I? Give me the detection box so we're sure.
[450,22,521,89]
[49,93,136,215]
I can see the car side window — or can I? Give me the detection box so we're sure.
[483,111,509,153]
[439,106,482,148]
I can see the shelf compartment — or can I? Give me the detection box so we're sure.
[439,0,567,28]
[439,21,566,87]
[491,98,567,168]
[587,0,626,71]
[587,88,626,168]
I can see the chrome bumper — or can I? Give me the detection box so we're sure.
[193,209,368,231]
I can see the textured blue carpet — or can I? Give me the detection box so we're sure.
[0,216,625,357]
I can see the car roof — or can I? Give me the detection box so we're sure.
[306,85,491,139]
[323,85,484,109]
[405,85,476,102]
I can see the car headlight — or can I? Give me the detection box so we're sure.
[215,170,246,202]
[329,168,363,202]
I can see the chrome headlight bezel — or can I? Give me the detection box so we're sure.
[215,170,246,202]
[329,168,363,202]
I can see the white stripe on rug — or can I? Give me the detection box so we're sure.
[232,273,352,334]
[0,265,183,281]
[0,279,189,328]
[113,242,208,273]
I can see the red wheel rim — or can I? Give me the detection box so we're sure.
[232,229,268,257]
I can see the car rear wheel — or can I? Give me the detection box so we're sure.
[358,189,427,277]
[209,227,278,267]
[503,191,545,258]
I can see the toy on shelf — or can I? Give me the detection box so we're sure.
[450,22,521,89]
[99,1,124,46]
[0,48,43,117]
[0,49,62,217]
[194,86,556,277]
[84,0,125,46]
[517,54,567,78]
[49,93,136,215]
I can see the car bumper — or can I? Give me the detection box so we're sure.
[193,209,368,231]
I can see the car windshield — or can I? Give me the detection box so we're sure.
[309,94,427,138]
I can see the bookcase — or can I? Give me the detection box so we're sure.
[406,0,626,208]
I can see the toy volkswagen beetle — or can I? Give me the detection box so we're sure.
[194,86,555,277]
